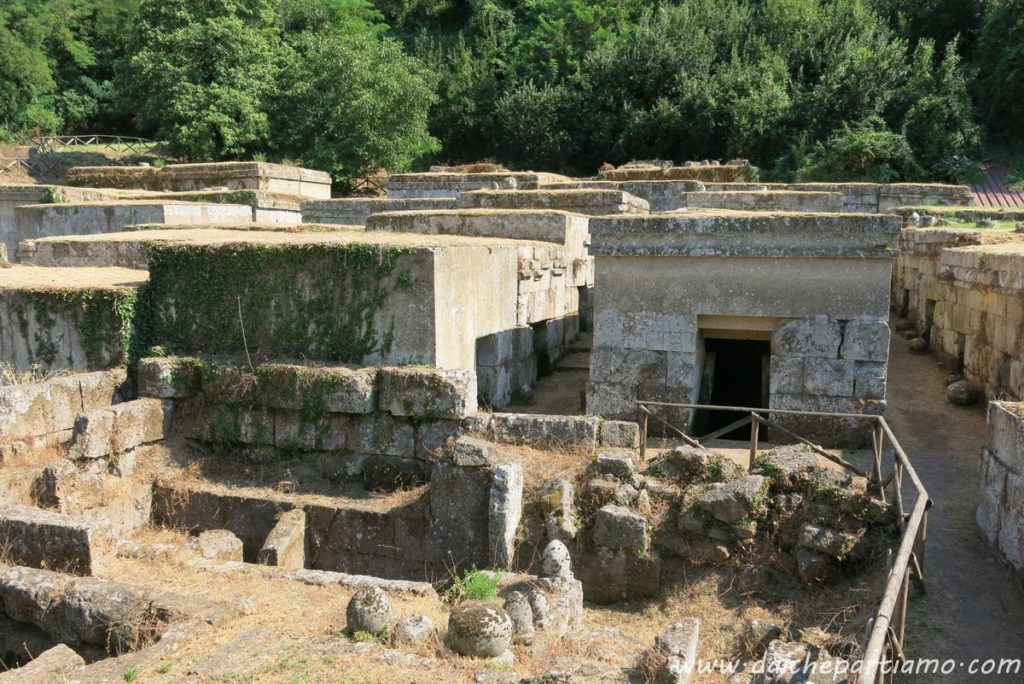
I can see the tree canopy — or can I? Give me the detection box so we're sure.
[1,0,1020,183]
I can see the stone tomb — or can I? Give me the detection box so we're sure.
[586,210,901,444]
[300,197,457,226]
[455,188,649,215]
[65,161,332,199]
[385,172,571,199]
[9,200,252,258]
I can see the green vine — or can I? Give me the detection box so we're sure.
[146,242,415,363]
[5,287,143,369]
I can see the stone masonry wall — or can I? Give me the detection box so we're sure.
[140,360,526,579]
[769,316,888,442]
[894,228,1024,399]
[978,401,1024,573]
[0,369,128,462]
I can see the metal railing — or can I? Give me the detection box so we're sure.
[636,400,931,684]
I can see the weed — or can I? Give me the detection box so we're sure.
[444,567,502,604]
[157,661,173,674]
[123,668,139,682]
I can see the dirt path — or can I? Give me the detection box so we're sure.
[886,340,1024,681]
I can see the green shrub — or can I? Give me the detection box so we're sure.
[796,116,923,182]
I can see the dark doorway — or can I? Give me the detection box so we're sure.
[696,338,769,439]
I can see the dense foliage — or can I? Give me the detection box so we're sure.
[0,0,1020,183]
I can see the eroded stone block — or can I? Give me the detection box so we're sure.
[773,317,842,358]
[257,509,306,570]
[377,368,477,419]
[840,318,890,362]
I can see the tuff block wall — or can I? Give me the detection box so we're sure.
[893,228,1024,399]
[978,401,1024,573]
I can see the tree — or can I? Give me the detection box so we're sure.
[974,0,1024,140]
[900,40,979,180]
[119,0,281,160]
[0,1,63,139]
[273,32,439,191]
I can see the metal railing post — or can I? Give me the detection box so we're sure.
[748,413,759,469]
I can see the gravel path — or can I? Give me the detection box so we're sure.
[886,339,1024,682]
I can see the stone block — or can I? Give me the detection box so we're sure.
[256,364,377,414]
[489,463,524,567]
[33,460,104,512]
[66,410,115,461]
[109,399,168,453]
[589,347,667,386]
[541,479,578,544]
[195,529,244,562]
[415,419,461,459]
[988,402,1024,474]
[274,412,350,451]
[0,504,103,575]
[692,476,767,524]
[798,523,859,558]
[429,458,493,570]
[351,413,415,457]
[0,644,83,683]
[257,509,306,570]
[377,368,477,419]
[854,362,887,400]
[490,413,599,450]
[796,550,832,584]
[997,513,1024,570]
[653,618,700,684]
[803,358,855,396]
[593,504,649,551]
[576,547,662,602]
[450,436,498,467]
[137,356,197,398]
[840,318,890,362]
[600,420,640,448]
[586,381,638,420]
[769,356,804,395]
[773,317,842,358]
[594,450,636,481]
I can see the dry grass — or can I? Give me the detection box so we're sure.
[0,362,69,388]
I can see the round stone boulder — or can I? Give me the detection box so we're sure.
[346,586,392,636]
[908,337,929,354]
[947,380,982,407]
[503,591,534,645]
[392,613,436,646]
[540,540,572,579]
[447,601,513,658]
